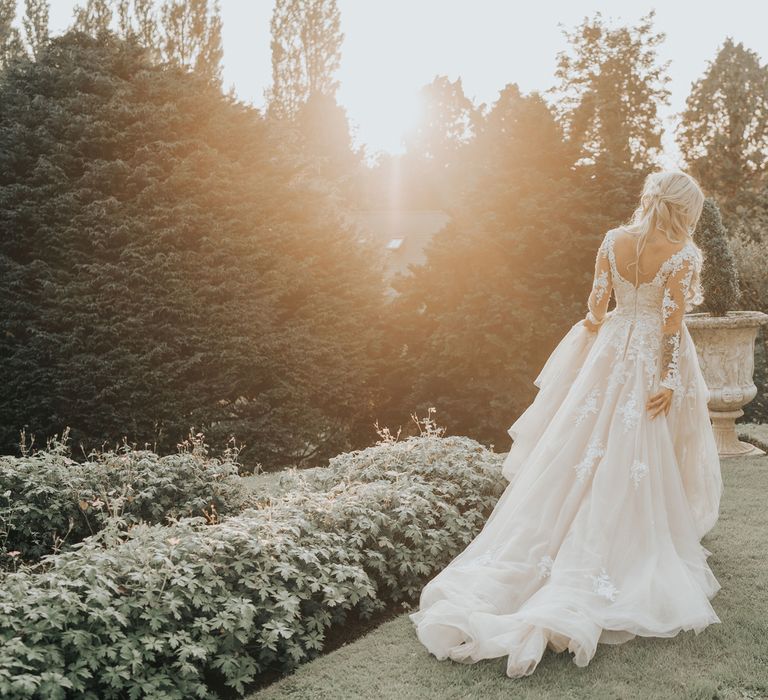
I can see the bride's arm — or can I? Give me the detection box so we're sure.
[583,234,613,331]
[658,254,696,392]
[648,252,698,419]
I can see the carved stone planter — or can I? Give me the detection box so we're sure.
[684,310,768,456]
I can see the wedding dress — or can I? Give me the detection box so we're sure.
[408,227,724,678]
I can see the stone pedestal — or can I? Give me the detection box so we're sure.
[685,311,768,457]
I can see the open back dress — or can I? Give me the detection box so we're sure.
[408,227,723,678]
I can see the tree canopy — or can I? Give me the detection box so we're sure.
[677,38,768,213]
[550,10,671,171]
[0,30,385,467]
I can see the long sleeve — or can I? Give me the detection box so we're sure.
[659,253,697,391]
[586,233,613,324]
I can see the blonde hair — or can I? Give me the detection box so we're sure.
[619,170,704,311]
[620,170,705,289]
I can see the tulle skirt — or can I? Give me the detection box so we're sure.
[409,312,723,678]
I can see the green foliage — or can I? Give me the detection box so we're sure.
[677,38,768,209]
[0,430,247,564]
[376,84,646,449]
[695,198,741,315]
[266,0,343,119]
[0,31,384,468]
[0,431,506,699]
[22,0,49,60]
[550,10,671,170]
[74,0,223,82]
[0,0,25,67]
[729,220,768,423]
[729,218,768,315]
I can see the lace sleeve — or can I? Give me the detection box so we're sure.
[659,251,698,391]
[586,232,613,325]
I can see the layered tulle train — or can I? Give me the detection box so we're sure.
[408,312,723,678]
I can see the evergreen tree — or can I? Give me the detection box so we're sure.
[677,39,768,212]
[378,85,602,446]
[0,31,384,468]
[73,0,223,83]
[293,90,364,198]
[403,75,481,164]
[695,198,741,315]
[550,10,671,170]
[266,0,343,120]
[398,75,484,209]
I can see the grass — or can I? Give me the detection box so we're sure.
[247,424,768,700]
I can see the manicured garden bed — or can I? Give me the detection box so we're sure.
[0,431,506,698]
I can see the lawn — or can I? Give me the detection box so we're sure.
[248,424,768,700]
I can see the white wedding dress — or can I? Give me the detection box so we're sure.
[409,227,724,678]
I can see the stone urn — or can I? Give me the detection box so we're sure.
[685,310,768,456]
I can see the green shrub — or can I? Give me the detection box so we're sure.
[0,431,248,564]
[0,432,506,699]
[695,197,741,315]
[729,226,768,423]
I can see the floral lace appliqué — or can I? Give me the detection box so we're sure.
[574,438,605,483]
[661,288,678,324]
[574,388,600,425]
[665,244,701,310]
[537,554,554,580]
[618,390,641,432]
[592,269,609,304]
[630,459,649,488]
[587,567,620,601]
[605,359,630,399]
[672,378,698,409]
[660,331,682,390]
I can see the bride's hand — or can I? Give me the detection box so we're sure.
[646,387,674,418]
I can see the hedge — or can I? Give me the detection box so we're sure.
[0,432,248,564]
[0,433,506,699]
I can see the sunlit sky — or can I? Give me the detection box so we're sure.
[35,1,768,166]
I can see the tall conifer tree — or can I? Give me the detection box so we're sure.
[550,10,670,171]
[266,0,343,119]
[23,0,49,59]
[677,39,768,210]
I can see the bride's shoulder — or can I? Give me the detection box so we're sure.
[595,227,620,257]
[665,237,703,276]
[673,236,702,261]
[605,226,632,242]
[601,227,621,245]
[601,227,631,251]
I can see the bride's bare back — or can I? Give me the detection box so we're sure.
[611,229,688,287]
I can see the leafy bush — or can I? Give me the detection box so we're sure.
[729,226,768,315]
[695,197,741,315]
[0,430,506,699]
[0,431,248,564]
[729,225,768,423]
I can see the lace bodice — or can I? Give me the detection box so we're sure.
[586,228,703,391]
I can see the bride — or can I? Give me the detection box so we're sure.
[408,170,724,678]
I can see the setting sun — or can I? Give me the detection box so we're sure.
[1,1,767,697]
